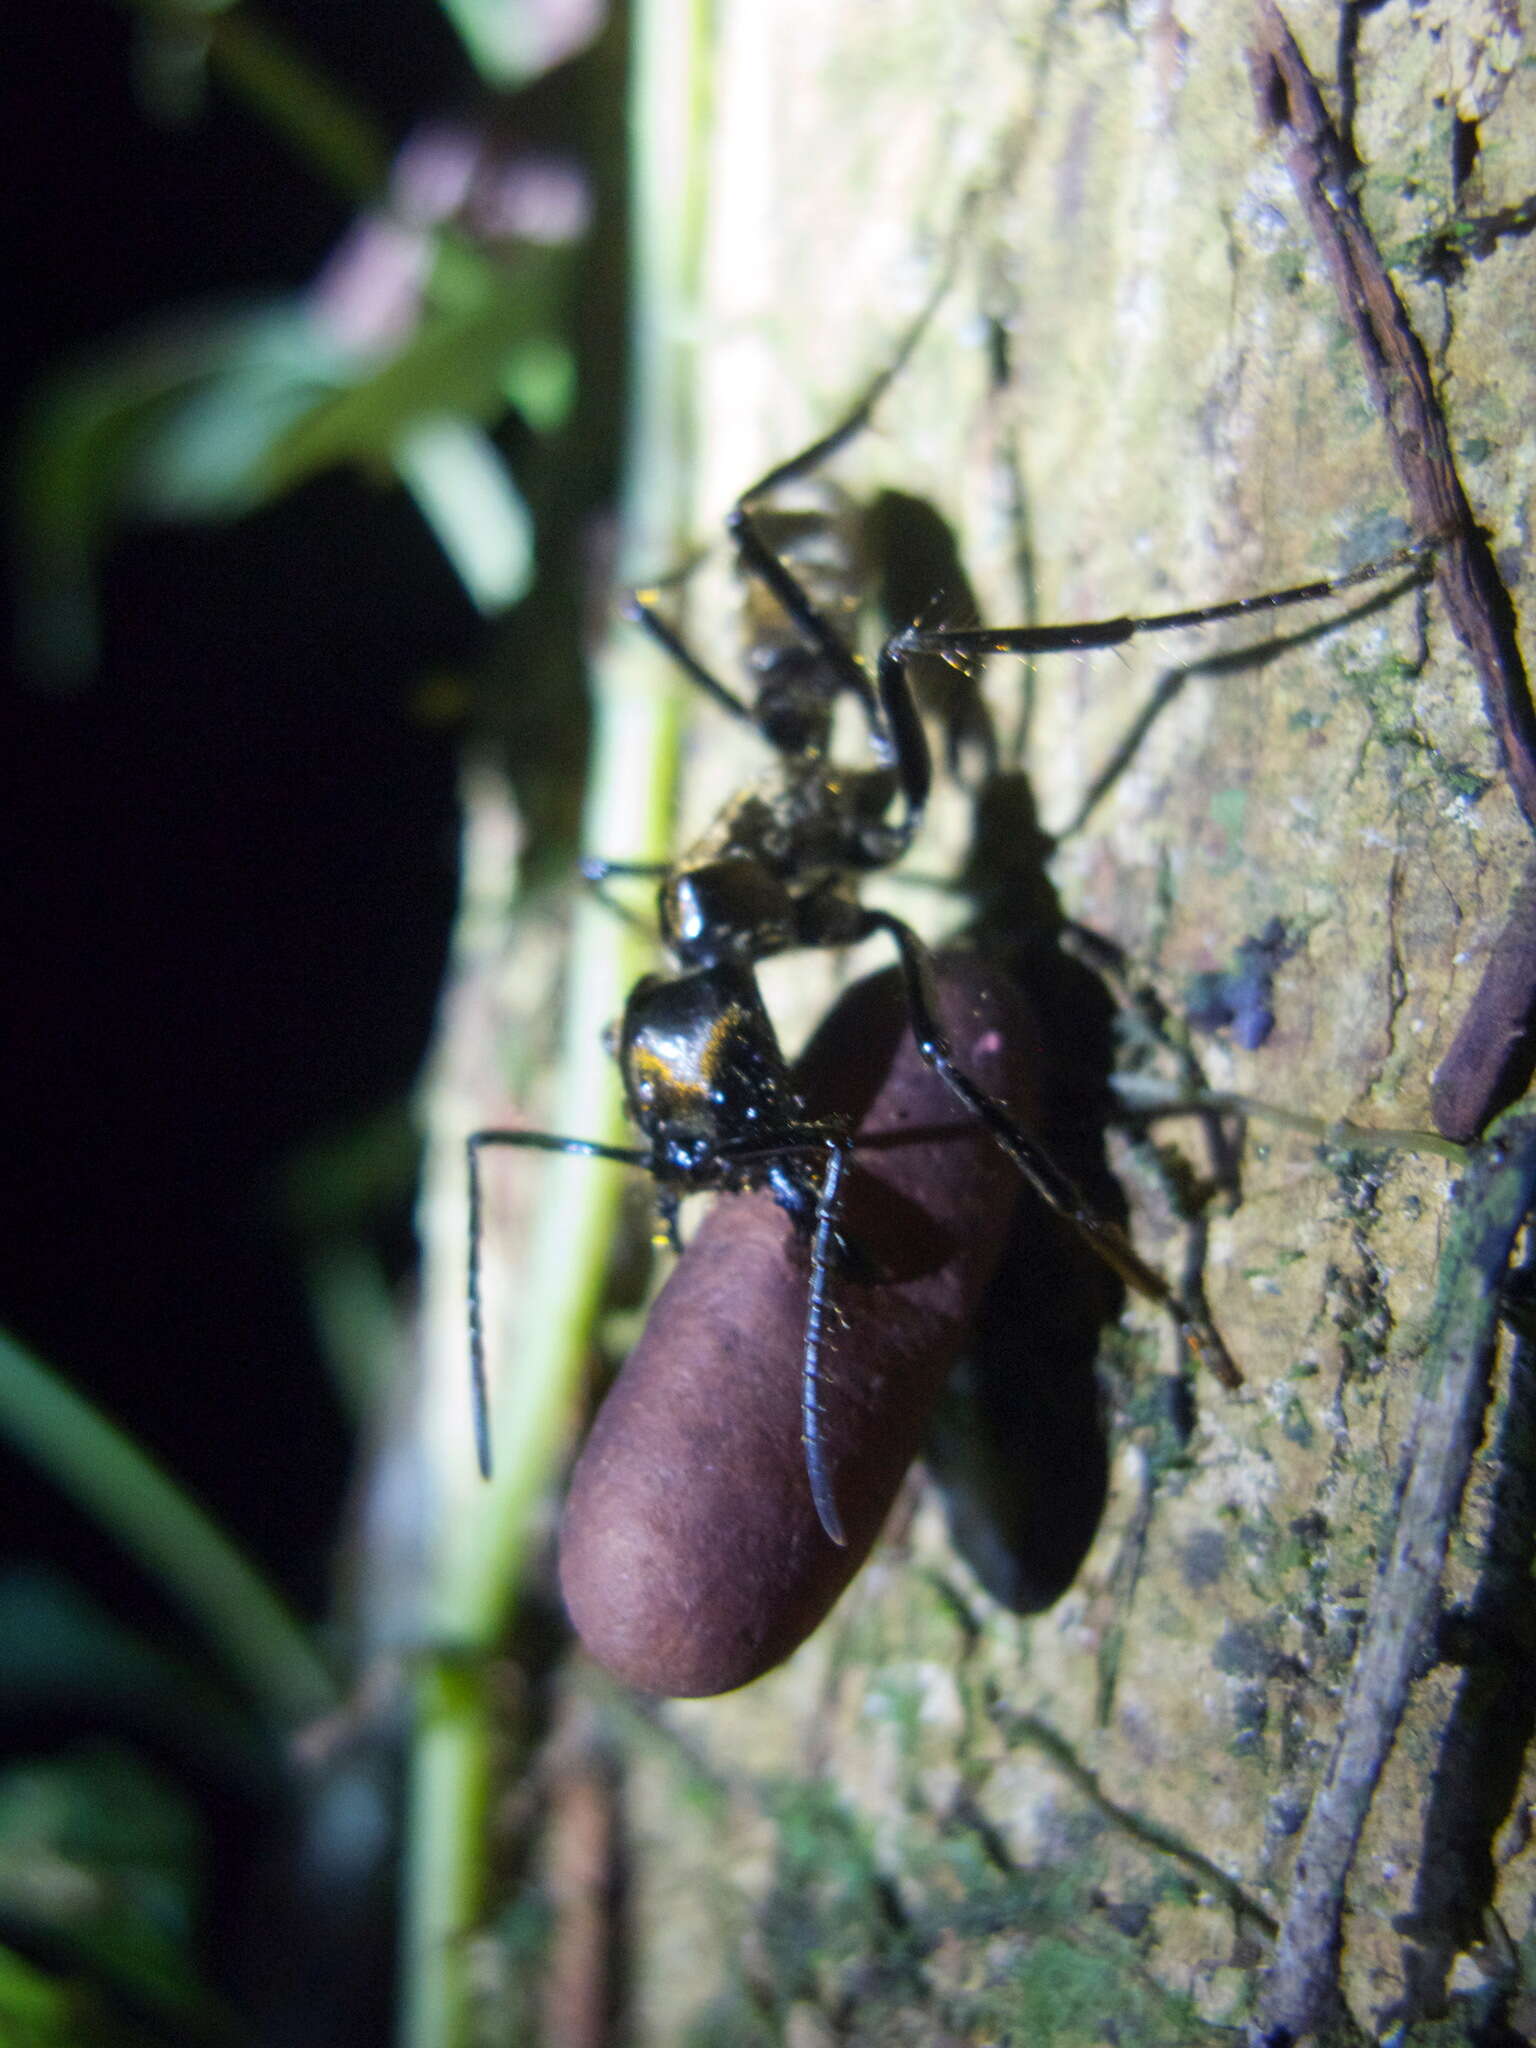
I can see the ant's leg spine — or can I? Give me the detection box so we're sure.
[802,1139,852,1546]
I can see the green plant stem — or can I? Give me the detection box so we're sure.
[395,0,714,2040]
[0,1329,336,1726]
[398,1655,491,2048]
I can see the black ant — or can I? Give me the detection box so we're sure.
[467,286,1435,1547]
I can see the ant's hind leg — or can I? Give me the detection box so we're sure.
[892,539,1437,669]
[726,506,884,731]
[854,910,1241,1389]
[719,243,969,748]
[733,225,963,509]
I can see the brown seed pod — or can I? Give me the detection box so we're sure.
[558,951,1042,1697]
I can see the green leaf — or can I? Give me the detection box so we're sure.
[501,334,577,433]
[13,306,345,682]
[436,0,604,88]
[15,240,574,677]
[125,307,349,517]
[395,416,535,612]
[255,250,569,496]
[0,1946,139,2048]
[0,1330,335,1727]
[0,1746,237,2045]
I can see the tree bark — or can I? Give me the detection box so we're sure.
[476,2,1536,2040]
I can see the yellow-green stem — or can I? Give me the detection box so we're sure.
[0,1328,335,1726]
[395,0,714,2040]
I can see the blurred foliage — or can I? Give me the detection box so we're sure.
[6,0,614,2039]
[0,1741,227,2046]
[15,0,601,685]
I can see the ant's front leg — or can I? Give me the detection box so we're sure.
[467,1128,652,1478]
[576,854,671,939]
[718,1126,860,1545]
[801,1137,853,1546]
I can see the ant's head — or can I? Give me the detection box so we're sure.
[618,962,802,1180]
[662,856,797,969]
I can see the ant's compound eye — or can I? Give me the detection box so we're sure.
[664,877,708,951]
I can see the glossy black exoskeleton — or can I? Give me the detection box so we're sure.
[469,270,1437,1545]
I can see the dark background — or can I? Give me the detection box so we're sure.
[2,4,618,2033]
[5,0,471,1631]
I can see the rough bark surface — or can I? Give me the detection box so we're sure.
[527,3,1536,2041]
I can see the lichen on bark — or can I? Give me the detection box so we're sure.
[498,1,1536,2041]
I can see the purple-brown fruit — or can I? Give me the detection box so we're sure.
[558,952,1042,1696]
